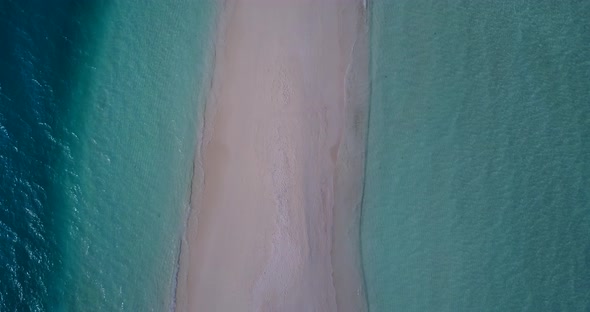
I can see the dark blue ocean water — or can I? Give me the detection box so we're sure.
[362,1,590,311]
[0,1,105,310]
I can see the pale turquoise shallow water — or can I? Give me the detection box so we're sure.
[53,2,216,310]
[1,1,215,310]
[362,1,590,311]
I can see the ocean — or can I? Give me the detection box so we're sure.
[0,1,215,311]
[362,1,590,311]
[2,1,589,311]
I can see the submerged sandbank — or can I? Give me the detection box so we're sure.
[176,1,369,311]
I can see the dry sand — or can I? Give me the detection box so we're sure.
[176,1,369,311]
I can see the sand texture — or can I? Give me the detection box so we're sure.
[176,1,368,311]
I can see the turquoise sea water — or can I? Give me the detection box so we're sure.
[0,1,215,311]
[2,1,589,311]
[362,1,590,311]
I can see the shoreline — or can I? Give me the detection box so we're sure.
[177,1,369,310]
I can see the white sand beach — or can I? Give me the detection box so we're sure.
[176,1,368,311]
